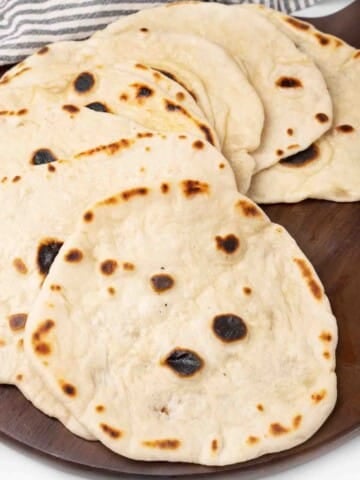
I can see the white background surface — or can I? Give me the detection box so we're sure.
[0,0,359,478]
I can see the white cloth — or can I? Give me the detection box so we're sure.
[0,0,323,65]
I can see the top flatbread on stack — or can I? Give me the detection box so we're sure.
[25,177,337,466]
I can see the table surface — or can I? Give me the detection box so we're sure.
[0,0,359,478]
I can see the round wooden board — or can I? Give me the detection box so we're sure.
[0,2,359,477]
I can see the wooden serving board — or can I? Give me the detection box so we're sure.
[0,2,359,477]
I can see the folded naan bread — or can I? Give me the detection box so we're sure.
[94,1,333,174]
[25,177,337,465]
[246,6,360,202]
[3,31,264,192]
[0,104,236,438]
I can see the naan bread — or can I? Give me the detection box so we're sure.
[0,62,218,147]
[3,31,264,192]
[246,6,360,202]
[95,1,333,173]
[25,178,337,465]
[0,104,235,438]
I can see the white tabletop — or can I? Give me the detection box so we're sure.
[0,0,359,478]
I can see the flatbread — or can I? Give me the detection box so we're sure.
[0,104,236,437]
[95,1,333,174]
[3,31,264,192]
[0,62,218,148]
[246,6,360,202]
[25,178,337,465]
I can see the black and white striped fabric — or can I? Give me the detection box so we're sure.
[0,0,322,65]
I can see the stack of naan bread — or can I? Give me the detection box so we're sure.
[0,1,358,466]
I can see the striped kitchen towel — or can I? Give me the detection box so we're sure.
[0,0,323,65]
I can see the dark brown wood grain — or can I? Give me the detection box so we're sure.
[0,2,359,477]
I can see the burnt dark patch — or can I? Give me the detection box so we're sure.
[336,124,354,133]
[293,415,302,429]
[8,313,28,331]
[276,77,302,88]
[100,259,118,275]
[50,284,61,292]
[47,164,56,172]
[165,99,185,113]
[176,91,185,101]
[96,405,105,413]
[211,439,218,452]
[121,187,148,201]
[13,258,28,274]
[276,149,284,156]
[247,436,259,445]
[135,63,148,70]
[236,200,261,217]
[37,46,49,55]
[320,332,332,342]
[12,175,21,183]
[100,423,122,438]
[181,179,209,197]
[83,211,94,222]
[315,33,330,45]
[139,27,149,32]
[37,239,63,275]
[108,287,116,295]
[0,108,27,116]
[311,389,326,403]
[150,274,174,293]
[161,183,170,194]
[61,382,77,397]
[192,140,204,150]
[163,348,203,377]
[74,72,95,93]
[32,320,55,342]
[62,104,79,114]
[280,143,319,167]
[156,69,197,101]
[285,18,310,30]
[257,404,264,412]
[119,93,129,101]
[132,83,154,99]
[270,423,289,436]
[85,101,109,113]
[213,314,247,343]
[315,113,329,123]
[75,138,133,158]
[64,249,83,263]
[198,124,215,145]
[243,287,252,295]
[293,257,322,300]
[215,234,239,254]
[287,128,294,136]
[137,132,154,138]
[31,148,57,165]
[123,262,135,271]
[35,342,51,355]
[143,439,180,449]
